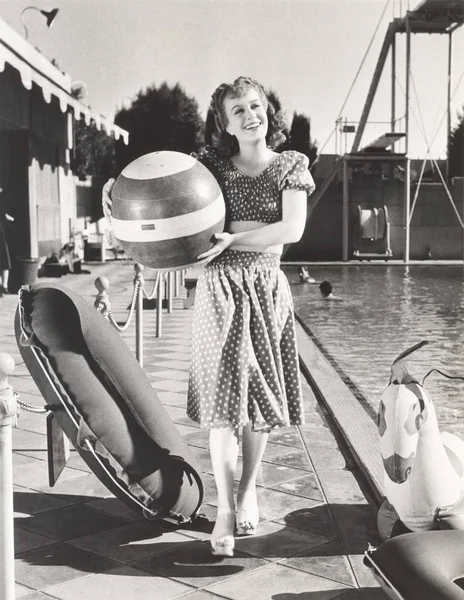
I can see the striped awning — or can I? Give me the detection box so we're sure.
[0,16,129,144]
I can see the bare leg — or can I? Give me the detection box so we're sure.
[209,427,239,555]
[237,424,269,534]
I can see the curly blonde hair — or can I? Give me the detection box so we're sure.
[209,76,287,158]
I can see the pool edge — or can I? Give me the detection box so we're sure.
[295,320,385,506]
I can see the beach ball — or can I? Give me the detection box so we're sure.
[111,151,225,270]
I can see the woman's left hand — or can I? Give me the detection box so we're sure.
[196,232,233,266]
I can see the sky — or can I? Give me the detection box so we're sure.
[1,0,464,158]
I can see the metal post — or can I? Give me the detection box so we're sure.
[404,14,411,263]
[134,264,144,367]
[167,272,173,314]
[156,272,163,338]
[343,156,349,262]
[0,353,17,600]
[391,29,396,151]
[446,31,452,183]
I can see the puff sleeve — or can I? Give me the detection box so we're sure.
[279,151,316,196]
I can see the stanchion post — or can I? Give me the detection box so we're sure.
[0,352,17,600]
[156,272,163,338]
[134,264,144,367]
[167,272,173,313]
[94,276,111,317]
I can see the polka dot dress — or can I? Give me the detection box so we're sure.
[186,148,315,432]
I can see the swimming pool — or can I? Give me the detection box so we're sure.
[288,264,464,437]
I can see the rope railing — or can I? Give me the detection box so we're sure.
[94,264,187,367]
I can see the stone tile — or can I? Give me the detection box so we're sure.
[15,542,120,590]
[17,588,56,599]
[12,429,48,454]
[348,553,382,590]
[275,504,337,539]
[235,519,332,560]
[269,473,324,502]
[155,390,189,406]
[133,539,268,588]
[17,503,129,542]
[282,541,358,588]
[15,583,42,598]
[268,428,303,448]
[174,591,231,600]
[65,452,92,473]
[43,564,192,600]
[36,471,114,500]
[146,369,189,381]
[13,461,85,492]
[13,452,46,468]
[183,429,210,449]
[263,446,313,472]
[85,497,144,521]
[251,487,321,522]
[151,379,188,393]
[206,562,352,600]
[15,526,56,555]
[247,462,306,488]
[151,359,191,371]
[69,521,193,563]
[150,351,192,361]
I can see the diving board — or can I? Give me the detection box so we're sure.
[360,132,406,153]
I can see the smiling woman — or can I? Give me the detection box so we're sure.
[183,76,316,557]
[101,75,316,558]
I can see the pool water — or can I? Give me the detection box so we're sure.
[289,264,464,437]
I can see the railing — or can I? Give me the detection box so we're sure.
[94,265,188,368]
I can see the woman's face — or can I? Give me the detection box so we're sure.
[223,88,268,145]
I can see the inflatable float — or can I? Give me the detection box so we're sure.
[377,341,464,537]
[15,283,204,522]
[364,531,464,600]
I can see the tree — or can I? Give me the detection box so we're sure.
[204,108,216,146]
[449,106,464,178]
[287,112,318,167]
[71,119,116,181]
[114,82,204,171]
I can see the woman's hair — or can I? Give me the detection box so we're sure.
[209,76,287,157]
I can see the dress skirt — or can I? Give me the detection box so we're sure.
[187,249,304,431]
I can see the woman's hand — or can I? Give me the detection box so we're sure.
[196,232,233,266]
[102,178,115,221]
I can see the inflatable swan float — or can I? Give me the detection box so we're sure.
[377,341,464,537]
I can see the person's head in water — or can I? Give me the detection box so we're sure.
[319,281,333,298]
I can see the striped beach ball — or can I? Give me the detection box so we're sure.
[111,151,225,270]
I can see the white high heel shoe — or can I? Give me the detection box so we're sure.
[236,489,259,536]
[210,508,235,557]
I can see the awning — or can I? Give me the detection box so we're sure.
[0,17,129,144]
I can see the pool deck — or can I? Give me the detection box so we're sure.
[0,261,385,600]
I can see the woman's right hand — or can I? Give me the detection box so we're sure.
[102,178,115,221]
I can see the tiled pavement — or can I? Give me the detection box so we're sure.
[0,262,384,599]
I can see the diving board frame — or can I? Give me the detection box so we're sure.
[348,0,464,262]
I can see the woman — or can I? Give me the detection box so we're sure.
[103,76,315,557]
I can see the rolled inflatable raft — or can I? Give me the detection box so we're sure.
[15,283,203,522]
[365,531,464,600]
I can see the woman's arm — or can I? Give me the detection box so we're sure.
[197,189,307,263]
